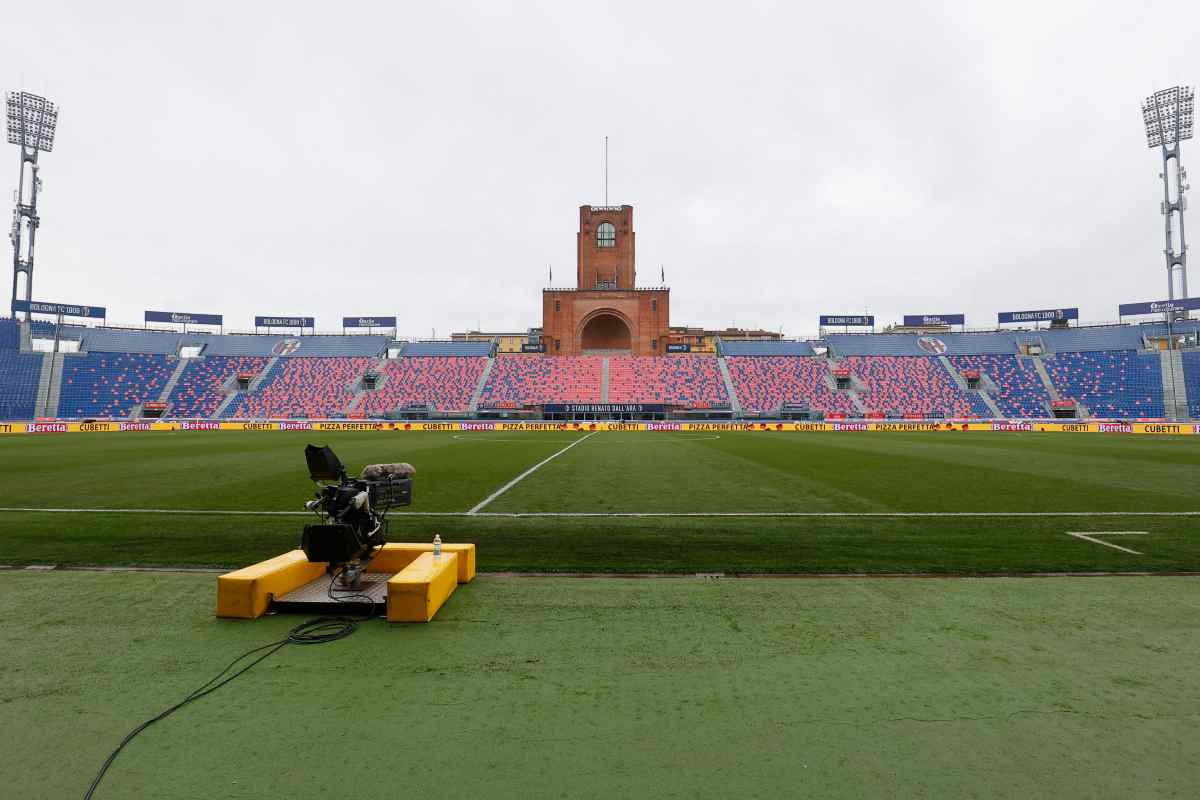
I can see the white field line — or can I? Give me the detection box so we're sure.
[466,431,599,514]
[1066,531,1149,555]
[1,507,1198,519]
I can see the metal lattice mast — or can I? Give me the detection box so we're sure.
[6,91,59,322]
[1142,86,1194,312]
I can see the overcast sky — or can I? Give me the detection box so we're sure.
[3,1,1197,337]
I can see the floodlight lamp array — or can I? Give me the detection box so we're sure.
[5,91,58,152]
[1142,86,1194,149]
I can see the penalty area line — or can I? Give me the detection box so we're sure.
[466,430,599,515]
[1066,531,1149,555]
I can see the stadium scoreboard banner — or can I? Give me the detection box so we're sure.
[3,420,1197,436]
[1118,297,1200,316]
[666,343,692,352]
[997,308,1079,324]
[343,316,397,328]
[520,343,546,352]
[12,299,106,319]
[255,315,315,328]
[902,314,964,326]
[145,310,223,326]
[819,315,874,326]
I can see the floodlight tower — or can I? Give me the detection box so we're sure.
[1142,86,1194,314]
[6,91,59,322]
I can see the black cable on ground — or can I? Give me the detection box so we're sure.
[83,614,365,799]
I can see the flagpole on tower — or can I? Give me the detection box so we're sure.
[604,136,609,206]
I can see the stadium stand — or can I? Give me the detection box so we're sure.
[167,356,271,417]
[825,327,1154,357]
[29,320,56,338]
[398,341,493,357]
[55,325,388,358]
[478,355,603,405]
[227,357,373,418]
[1042,350,1164,417]
[1184,350,1200,419]
[840,356,991,417]
[58,353,175,417]
[1036,326,1146,354]
[0,317,19,350]
[725,356,855,415]
[607,356,729,406]
[0,319,42,420]
[947,354,1052,417]
[2,318,1190,421]
[360,356,488,413]
[825,333,1017,357]
[719,340,816,357]
[0,350,42,419]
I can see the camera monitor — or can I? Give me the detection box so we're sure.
[305,444,345,483]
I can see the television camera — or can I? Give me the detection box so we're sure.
[301,444,413,589]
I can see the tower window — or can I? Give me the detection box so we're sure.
[555,300,560,313]
[597,222,616,248]
[651,299,657,312]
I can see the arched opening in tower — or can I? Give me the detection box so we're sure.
[580,313,632,353]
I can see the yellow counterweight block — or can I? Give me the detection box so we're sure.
[217,543,476,622]
[370,542,476,583]
[386,552,460,623]
[216,550,326,619]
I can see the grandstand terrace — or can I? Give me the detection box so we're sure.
[226,356,373,418]
[167,356,271,418]
[2,315,1198,420]
[1183,350,1200,418]
[606,356,728,406]
[478,355,603,406]
[58,353,175,418]
[726,356,856,415]
[360,356,488,414]
[840,356,991,418]
[0,350,42,419]
[947,354,1052,417]
[1043,350,1165,418]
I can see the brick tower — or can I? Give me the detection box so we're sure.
[542,205,670,356]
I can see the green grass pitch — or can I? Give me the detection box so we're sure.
[1,430,1198,573]
[4,571,1199,797]
[3,431,1200,796]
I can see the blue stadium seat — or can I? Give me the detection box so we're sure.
[169,356,271,417]
[0,317,21,350]
[1181,350,1200,418]
[478,356,603,405]
[607,356,729,406]
[360,357,487,413]
[947,354,1051,417]
[58,353,175,417]
[719,340,816,357]
[399,341,493,357]
[0,350,42,418]
[725,356,855,415]
[1043,351,1164,417]
[226,357,372,418]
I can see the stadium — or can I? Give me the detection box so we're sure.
[3,9,1200,799]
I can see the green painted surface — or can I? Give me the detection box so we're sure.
[1,431,1198,572]
[3,572,1198,798]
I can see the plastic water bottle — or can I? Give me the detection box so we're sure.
[433,534,442,560]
